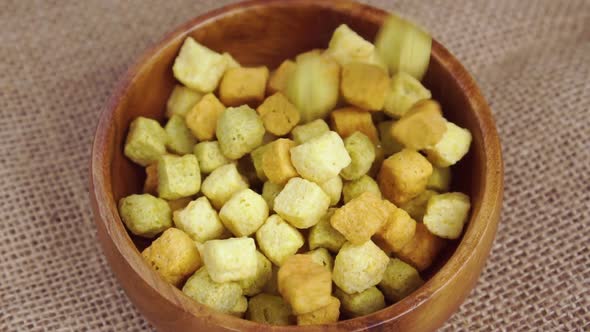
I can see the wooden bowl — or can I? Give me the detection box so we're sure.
[90,0,503,330]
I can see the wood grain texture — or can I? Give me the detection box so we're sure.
[89,0,503,330]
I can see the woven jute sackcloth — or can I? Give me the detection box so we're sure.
[1,0,588,330]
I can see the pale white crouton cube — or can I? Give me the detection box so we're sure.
[182,267,243,314]
[201,163,249,209]
[290,119,330,144]
[273,177,331,229]
[173,196,225,242]
[193,141,231,174]
[290,131,352,184]
[238,251,272,296]
[166,84,203,118]
[425,122,472,167]
[256,215,304,266]
[308,209,346,253]
[423,192,471,239]
[342,175,382,204]
[202,237,257,283]
[319,176,342,206]
[333,240,389,294]
[172,37,226,93]
[262,181,283,211]
[219,188,269,237]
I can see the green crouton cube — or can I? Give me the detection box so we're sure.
[216,105,265,159]
[182,267,243,314]
[123,117,167,166]
[118,194,172,238]
[193,141,231,174]
[378,258,424,302]
[164,115,197,155]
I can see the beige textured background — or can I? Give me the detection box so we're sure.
[1,0,588,331]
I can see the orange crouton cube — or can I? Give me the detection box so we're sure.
[330,107,379,143]
[296,296,340,326]
[257,93,300,136]
[330,192,389,244]
[378,149,433,205]
[391,100,447,150]
[268,59,296,95]
[262,139,298,185]
[341,62,390,111]
[219,66,269,107]
[185,93,225,141]
[396,223,445,271]
[373,201,417,254]
[143,163,158,195]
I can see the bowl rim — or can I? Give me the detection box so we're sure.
[90,0,503,330]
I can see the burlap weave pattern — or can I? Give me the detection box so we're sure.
[0,0,588,331]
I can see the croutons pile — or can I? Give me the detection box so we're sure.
[118,15,473,325]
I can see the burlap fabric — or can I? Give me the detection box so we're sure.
[1,0,588,330]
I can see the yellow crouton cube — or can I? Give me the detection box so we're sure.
[256,215,304,266]
[124,117,167,166]
[384,72,432,118]
[201,237,257,283]
[257,93,300,136]
[166,84,203,118]
[142,228,202,286]
[278,255,333,314]
[219,188,268,237]
[374,202,417,254]
[182,267,243,313]
[290,131,351,184]
[308,209,346,253]
[329,107,379,143]
[342,175,382,204]
[325,24,384,69]
[399,189,438,221]
[193,141,231,174]
[332,240,389,294]
[157,154,201,200]
[396,223,445,271]
[330,192,389,244]
[305,248,334,271]
[341,62,390,111]
[228,296,248,318]
[319,176,342,206]
[143,164,158,195]
[164,115,197,155]
[173,196,225,242]
[378,120,403,156]
[296,296,340,326]
[427,166,451,192]
[267,60,296,95]
[423,192,471,239]
[378,149,433,205]
[262,181,283,211]
[262,139,298,185]
[378,258,424,302]
[185,93,226,142]
[167,196,194,212]
[391,100,447,150]
[340,132,376,180]
[425,121,472,167]
[273,177,331,229]
[201,163,249,209]
[238,251,272,296]
[216,105,265,159]
[219,66,269,107]
[173,37,226,93]
[290,119,330,144]
[118,194,172,238]
[247,293,294,325]
[335,286,386,318]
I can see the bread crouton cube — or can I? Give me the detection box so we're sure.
[172,37,226,93]
[142,228,201,286]
[238,251,272,296]
[202,237,257,283]
[396,223,445,271]
[374,202,417,254]
[262,139,298,185]
[308,209,346,253]
[219,188,268,237]
[173,196,225,242]
[378,120,403,156]
[423,192,470,239]
[201,163,249,209]
[335,286,386,318]
[262,181,283,211]
[342,175,382,204]
[182,267,243,313]
[330,192,389,244]
[427,166,451,192]
[296,296,340,326]
[157,154,201,200]
[247,293,294,325]
[164,115,197,155]
[124,117,167,166]
[333,240,389,294]
[143,164,158,195]
[256,215,304,266]
[290,131,351,184]
[274,177,331,229]
[391,100,447,150]
[166,84,203,118]
[278,254,333,314]
[384,72,432,118]
[185,93,226,141]
[257,93,300,136]
[228,296,248,318]
[167,196,193,212]
[378,258,424,302]
[268,60,296,95]
[341,62,390,111]
[290,119,330,144]
[329,107,379,143]
[193,141,231,174]
[118,194,172,238]
[319,176,343,206]
[425,121,472,167]
[378,149,433,205]
[219,66,269,107]
[216,105,265,159]
[340,132,376,180]
[399,189,438,221]
[305,248,334,271]
[325,24,384,68]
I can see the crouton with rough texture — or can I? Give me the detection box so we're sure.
[325,24,386,70]
[173,37,226,93]
[124,117,167,166]
[193,141,231,174]
[335,286,386,318]
[296,296,340,326]
[290,119,330,144]
[308,209,346,253]
[332,240,389,294]
[273,177,331,229]
[157,154,201,200]
[391,100,447,150]
[201,163,249,209]
[374,201,417,254]
[256,215,304,266]
[238,251,272,296]
[164,115,197,155]
[219,188,268,237]
[425,122,472,167]
[173,196,225,242]
[378,258,424,302]
[384,72,431,118]
[262,181,283,211]
[262,139,298,185]
[318,176,342,206]
[378,149,432,205]
[396,223,445,271]
[216,105,265,159]
[257,93,300,136]
[246,294,294,325]
[305,248,334,271]
[423,192,471,239]
[182,267,243,314]
[220,66,269,107]
[185,93,226,141]
[340,132,376,180]
[342,175,382,204]
[330,192,389,244]
[166,84,203,118]
[201,237,257,283]
[341,62,390,111]
[118,194,172,238]
[330,107,379,143]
